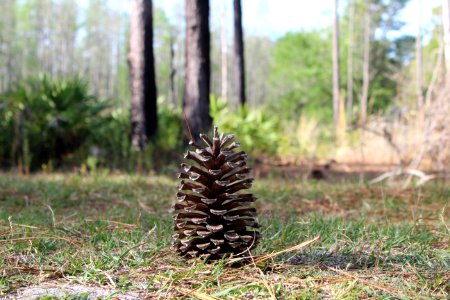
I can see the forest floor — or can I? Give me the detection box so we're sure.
[0,172,449,299]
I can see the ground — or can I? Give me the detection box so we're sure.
[0,171,449,299]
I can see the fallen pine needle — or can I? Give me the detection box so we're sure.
[246,249,277,300]
[322,264,410,298]
[227,235,320,265]
[255,235,320,264]
[176,287,221,300]
[314,278,352,290]
[0,236,82,249]
[261,279,277,299]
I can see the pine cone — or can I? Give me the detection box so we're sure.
[173,126,260,259]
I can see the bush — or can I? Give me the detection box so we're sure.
[210,96,280,157]
[154,102,182,152]
[88,107,131,170]
[268,31,333,122]
[0,76,109,171]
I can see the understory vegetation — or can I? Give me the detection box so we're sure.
[1,173,448,299]
[0,77,336,172]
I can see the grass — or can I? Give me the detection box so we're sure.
[0,172,449,299]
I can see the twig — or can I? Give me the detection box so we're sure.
[183,111,194,142]
[439,203,450,235]
[255,235,320,264]
[46,204,56,228]
[246,246,277,300]
[369,169,435,186]
[227,235,320,266]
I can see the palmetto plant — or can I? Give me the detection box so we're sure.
[173,126,260,259]
[0,76,108,170]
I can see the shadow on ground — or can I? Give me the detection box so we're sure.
[288,248,450,272]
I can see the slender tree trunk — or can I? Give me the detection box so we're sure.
[183,0,211,140]
[443,0,450,85]
[129,0,158,150]
[221,1,228,100]
[332,0,340,133]
[169,34,177,107]
[416,0,424,109]
[2,0,16,90]
[114,31,121,98]
[233,0,245,106]
[346,0,355,125]
[360,6,371,125]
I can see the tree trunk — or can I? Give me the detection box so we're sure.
[221,1,228,100]
[129,0,158,150]
[1,0,16,91]
[169,34,177,107]
[332,0,340,133]
[346,0,355,125]
[233,0,245,106]
[443,0,450,85]
[360,6,371,125]
[183,0,211,140]
[416,0,424,109]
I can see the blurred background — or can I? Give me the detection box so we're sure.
[0,0,448,180]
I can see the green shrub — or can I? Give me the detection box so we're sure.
[145,103,183,172]
[154,102,182,152]
[0,76,109,171]
[88,107,131,169]
[210,96,280,157]
[268,31,333,122]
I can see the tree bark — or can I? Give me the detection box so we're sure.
[1,0,16,91]
[183,0,211,140]
[169,34,177,107]
[443,0,450,85]
[360,6,371,125]
[129,0,158,150]
[346,0,355,125]
[221,1,228,100]
[233,0,245,106]
[332,0,340,132]
[416,0,424,109]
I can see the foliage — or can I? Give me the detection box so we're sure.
[0,76,109,171]
[144,102,183,171]
[210,97,280,157]
[338,0,414,118]
[244,36,274,107]
[88,107,131,170]
[0,75,187,172]
[154,100,182,152]
[210,97,336,162]
[153,6,177,105]
[395,9,442,106]
[268,31,333,121]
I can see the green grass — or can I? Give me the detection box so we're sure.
[1,172,449,299]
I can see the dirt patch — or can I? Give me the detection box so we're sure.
[4,282,142,300]
[253,161,449,184]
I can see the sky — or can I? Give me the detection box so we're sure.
[81,0,443,40]
[157,0,442,40]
